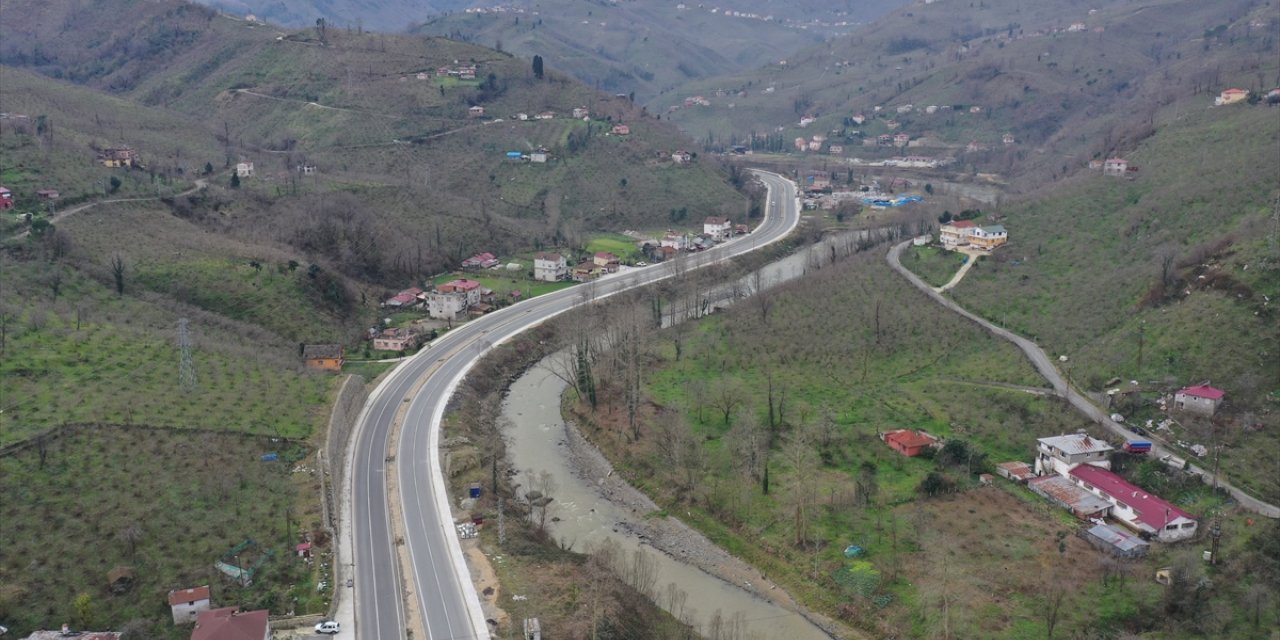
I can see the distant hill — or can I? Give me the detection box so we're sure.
[412,0,907,100]
[194,0,479,32]
[655,0,1278,184]
[1,0,748,285]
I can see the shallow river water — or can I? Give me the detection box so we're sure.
[502,367,834,639]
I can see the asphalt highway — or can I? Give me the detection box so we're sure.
[348,170,801,639]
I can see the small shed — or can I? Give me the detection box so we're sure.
[295,542,313,559]
[882,429,938,457]
[303,344,344,371]
[995,461,1035,483]
[1085,522,1149,558]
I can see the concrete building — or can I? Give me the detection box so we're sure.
[1034,433,1114,477]
[1173,384,1224,416]
[168,586,212,625]
[533,252,567,281]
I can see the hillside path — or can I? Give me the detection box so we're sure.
[887,239,1280,519]
[10,180,206,240]
[934,247,985,293]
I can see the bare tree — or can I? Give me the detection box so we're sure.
[110,253,126,296]
[711,378,745,425]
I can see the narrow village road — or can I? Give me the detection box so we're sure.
[10,179,207,240]
[887,240,1280,519]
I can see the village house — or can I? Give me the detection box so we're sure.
[969,225,1008,250]
[703,216,732,242]
[965,140,989,153]
[297,164,317,175]
[995,461,1035,483]
[1002,132,1015,145]
[36,189,60,200]
[896,104,914,114]
[235,162,254,178]
[516,112,529,121]
[1215,88,1249,106]
[808,139,823,151]
[468,105,485,118]
[529,148,549,163]
[572,106,589,119]
[382,287,424,309]
[0,186,13,208]
[1034,433,1114,477]
[572,261,605,281]
[969,105,982,113]
[850,114,866,125]
[191,607,270,640]
[794,137,809,151]
[611,124,631,135]
[925,105,938,114]
[671,150,692,163]
[1173,384,1225,416]
[661,232,688,250]
[168,586,212,625]
[427,279,484,319]
[893,133,911,147]
[1103,158,1129,176]
[534,252,568,281]
[462,252,500,270]
[1088,159,1104,170]
[885,119,900,130]
[99,147,138,168]
[303,344,344,371]
[939,219,977,249]
[373,327,419,352]
[1028,474,1113,520]
[828,144,844,155]
[536,111,555,120]
[24,629,120,640]
[1068,464,1198,542]
[799,115,816,127]
[877,134,894,147]
[881,429,938,457]
[593,251,621,271]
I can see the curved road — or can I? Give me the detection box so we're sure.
[345,170,801,639]
[887,240,1280,518]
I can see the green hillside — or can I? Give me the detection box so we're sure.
[656,0,1278,181]
[0,0,748,282]
[952,103,1280,501]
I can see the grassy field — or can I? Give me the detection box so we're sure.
[0,426,329,638]
[901,244,967,288]
[584,234,643,261]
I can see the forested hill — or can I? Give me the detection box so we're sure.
[656,0,1278,186]
[412,0,908,101]
[0,0,747,283]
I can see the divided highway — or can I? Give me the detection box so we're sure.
[345,170,801,639]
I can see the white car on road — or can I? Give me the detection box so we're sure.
[315,620,341,634]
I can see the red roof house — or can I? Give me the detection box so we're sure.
[168,585,212,625]
[883,429,938,457]
[1174,384,1225,416]
[191,607,270,640]
[1068,465,1197,542]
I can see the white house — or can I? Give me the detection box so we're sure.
[533,252,567,282]
[529,149,549,163]
[572,106,589,119]
[969,225,1008,250]
[168,585,212,625]
[234,162,254,178]
[1034,433,1114,477]
[939,220,977,249]
[1173,384,1225,416]
[1103,158,1128,176]
[1069,465,1198,542]
[426,279,483,319]
[703,216,732,242]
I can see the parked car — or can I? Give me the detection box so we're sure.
[1131,426,1146,436]
[315,620,341,634]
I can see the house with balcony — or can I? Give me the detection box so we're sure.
[939,220,977,249]
[703,216,732,242]
[534,252,567,281]
[1034,433,1114,477]
[969,225,1008,250]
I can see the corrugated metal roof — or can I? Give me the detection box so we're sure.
[1038,433,1114,456]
